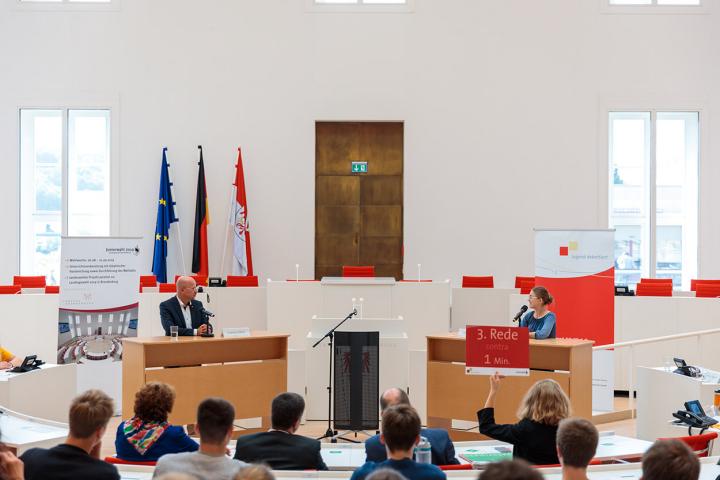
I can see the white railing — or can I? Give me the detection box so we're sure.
[592,327,720,417]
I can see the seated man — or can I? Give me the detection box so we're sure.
[352,405,446,480]
[234,392,327,470]
[556,418,599,480]
[641,439,700,480]
[365,388,458,465]
[159,276,210,336]
[154,398,246,480]
[20,389,119,480]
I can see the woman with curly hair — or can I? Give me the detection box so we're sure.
[115,382,198,462]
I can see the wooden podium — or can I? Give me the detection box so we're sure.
[122,332,288,428]
[427,333,593,441]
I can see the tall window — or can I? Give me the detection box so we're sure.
[20,109,111,284]
[609,111,698,290]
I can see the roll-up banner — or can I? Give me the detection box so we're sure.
[56,237,141,410]
[535,229,615,412]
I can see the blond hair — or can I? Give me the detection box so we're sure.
[234,464,275,480]
[516,379,570,425]
[69,389,114,439]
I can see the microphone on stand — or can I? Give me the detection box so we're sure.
[513,305,529,323]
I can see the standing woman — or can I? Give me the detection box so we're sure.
[520,286,556,339]
[478,374,571,465]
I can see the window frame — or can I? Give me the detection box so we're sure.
[601,102,703,290]
[600,0,709,14]
[17,100,119,279]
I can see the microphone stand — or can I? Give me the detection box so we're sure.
[313,309,357,443]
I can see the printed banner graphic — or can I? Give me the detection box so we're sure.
[57,237,141,364]
[465,325,529,376]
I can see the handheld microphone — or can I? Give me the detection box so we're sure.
[513,305,528,323]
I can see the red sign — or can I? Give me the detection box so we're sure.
[465,325,530,376]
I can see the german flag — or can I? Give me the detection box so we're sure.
[192,145,210,276]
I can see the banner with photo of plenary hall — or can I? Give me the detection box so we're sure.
[57,237,141,365]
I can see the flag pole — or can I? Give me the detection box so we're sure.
[166,147,187,276]
[219,180,235,279]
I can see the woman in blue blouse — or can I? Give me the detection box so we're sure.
[520,286,556,339]
[115,382,198,462]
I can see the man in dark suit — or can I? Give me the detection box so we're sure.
[159,276,210,336]
[365,388,459,465]
[234,392,328,470]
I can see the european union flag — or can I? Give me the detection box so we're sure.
[151,148,178,283]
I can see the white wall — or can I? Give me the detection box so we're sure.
[0,0,718,287]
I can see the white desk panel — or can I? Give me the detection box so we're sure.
[267,281,323,350]
[0,293,59,363]
[392,281,451,351]
[0,408,68,455]
[450,288,518,330]
[0,364,76,422]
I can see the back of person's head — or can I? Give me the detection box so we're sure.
[234,464,275,480]
[517,379,570,426]
[197,397,235,445]
[641,439,700,480]
[156,474,199,480]
[366,468,409,480]
[479,460,544,480]
[556,417,599,468]
[68,389,114,439]
[380,388,410,412]
[133,382,175,423]
[271,392,305,431]
[381,404,421,453]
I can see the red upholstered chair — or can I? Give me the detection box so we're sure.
[104,456,157,466]
[158,283,177,293]
[439,464,473,470]
[639,278,673,285]
[0,285,21,295]
[139,275,157,292]
[691,279,720,292]
[226,275,259,287]
[519,280,535,294]
[342,266,375,277]
[174,275,208,286]
[696,283,720,298]
[659,432,718,457]
[12,275,46,288]
[462,275,494,288]
[45,285,59,294]
[635,283,672,297]
[515,276,534,288]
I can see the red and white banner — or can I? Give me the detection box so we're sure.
[465,325,530,376]
[231,148,253,276]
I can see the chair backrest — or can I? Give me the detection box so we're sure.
[45,285,60,294]
[174,275,208,286]
[158,283,177,293]
[515,276,534,289]
[104,456,157,466]
[12,275,46,288]
[635,283,673,297]
[439,464,472,471]
[139,275,157,287]
[639,277,673,285]
[519,279,535,295]
[0,285,21,295]
[695,283,720,298]
[226,275,259,287]
[691,279,720,291]
[342,266,375,277]
[462,275,494,288]
[659,432,718,458]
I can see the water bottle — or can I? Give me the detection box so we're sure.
[416,436,431,464]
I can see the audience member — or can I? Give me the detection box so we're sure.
[233,464,275,480]
[479,460,543,480]
[0,442,23,480]
[155,474,198,480]
[365,388,458,465]
[556,418,598,480]
[641,439,700,480]
[116,382,198,462]
[478,373,570,465]
[233,392,327,470]
[20,389,119,480]
[153,398,246,480]
[351,405,445,480]
[365,469,409,480]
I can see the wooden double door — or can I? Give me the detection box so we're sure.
[315,122,403,280]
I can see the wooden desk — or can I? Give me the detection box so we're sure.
[427,333,593,440]
[122,332,288,428]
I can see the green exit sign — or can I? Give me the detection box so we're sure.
[351,161,368,173]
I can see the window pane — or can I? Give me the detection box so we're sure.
[67,110,111,236]
[20,109,63,284]
[609,112,651,288]
[656,112,698,290]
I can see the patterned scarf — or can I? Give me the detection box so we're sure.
[122,416,170,455]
